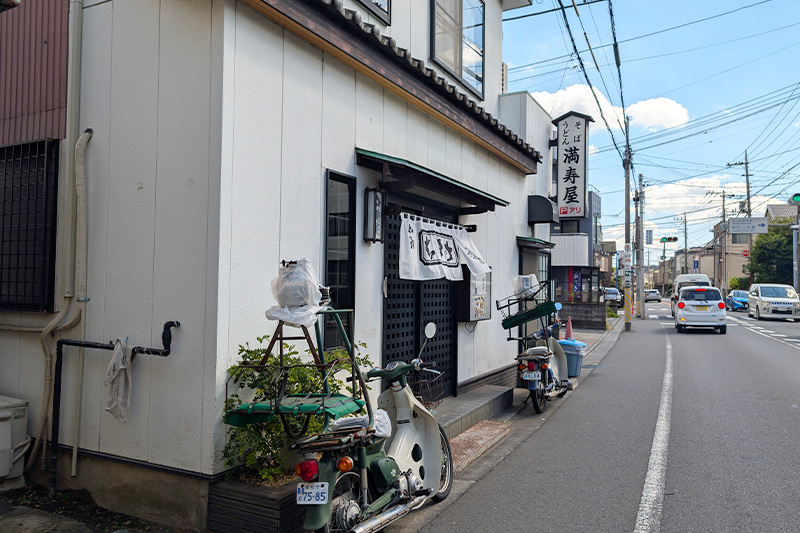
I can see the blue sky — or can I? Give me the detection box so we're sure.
[502,0,800,265]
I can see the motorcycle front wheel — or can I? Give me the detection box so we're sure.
[431,423,453,502]
[316,471,364,533]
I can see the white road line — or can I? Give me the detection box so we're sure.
[635,329,673,533]
[760,330,775,334]
[746,327,800,351]
[772,334,787,337]
[786,338,800,342]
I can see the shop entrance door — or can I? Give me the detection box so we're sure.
[383,214,457,398]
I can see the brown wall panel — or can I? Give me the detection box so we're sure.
[0,0,69,145]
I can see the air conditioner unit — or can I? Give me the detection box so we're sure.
[0,394,30,491]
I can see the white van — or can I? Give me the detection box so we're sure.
[670,274,711,317]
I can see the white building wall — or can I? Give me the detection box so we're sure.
[0,0,547,478]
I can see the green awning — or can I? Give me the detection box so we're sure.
[516,236,555,249]
[356,148,509,214]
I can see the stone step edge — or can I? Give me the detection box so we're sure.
[449,420,512,475]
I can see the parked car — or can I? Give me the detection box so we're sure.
[605,287,623,308]
[670,274,711,317]
[644,289,661,302]
[747,283,800,321]
[675,286,726,334]
[725,289,748,311]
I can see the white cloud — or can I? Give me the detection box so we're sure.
[628,98,689,131]
[529,84,689,133]
[530,84,625,130]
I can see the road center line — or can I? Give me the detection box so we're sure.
[634,331,673,533]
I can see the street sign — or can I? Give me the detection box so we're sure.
[623,268,632,287]
[623,243,632,267]
[727,217,768,234]
[742,249,750,257]
[646,229,653,245]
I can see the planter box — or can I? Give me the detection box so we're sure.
[207,479,305,533]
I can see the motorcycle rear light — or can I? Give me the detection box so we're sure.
[527,362,536,371]
[678,302,685,309]
[718,302,725,309]
[519,363,527,371]
[337,456,354,473]
[295,460,319,482]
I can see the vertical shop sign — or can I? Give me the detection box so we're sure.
[554,112,593,219]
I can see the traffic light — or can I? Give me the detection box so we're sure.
[660,237,678,242]
[789,193,800,205]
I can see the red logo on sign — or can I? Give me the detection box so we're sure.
[741,250,749,257]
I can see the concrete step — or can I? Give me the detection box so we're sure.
[433,385,513,441]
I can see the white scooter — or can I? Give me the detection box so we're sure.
[292,322,453,533]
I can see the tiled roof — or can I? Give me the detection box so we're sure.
[316,0,541,162]
[765,204,798,221]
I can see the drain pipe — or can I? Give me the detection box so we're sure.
[26,128,93,473]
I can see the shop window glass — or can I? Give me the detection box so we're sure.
[325,172,356,350]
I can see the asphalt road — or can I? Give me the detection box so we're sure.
[394,302,800,533]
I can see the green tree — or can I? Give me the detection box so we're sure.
[746,219,794,284]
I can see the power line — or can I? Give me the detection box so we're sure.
[555,0,625,158]
[507,0,779,74]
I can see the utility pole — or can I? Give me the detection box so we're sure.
[683,212,688,274]
[728,151,752,285]
[637,173,646,319]
[722,194,727,294]
[623,117,632,331]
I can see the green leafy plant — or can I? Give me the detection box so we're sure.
[606,305,618,318]
[223,335,372,481]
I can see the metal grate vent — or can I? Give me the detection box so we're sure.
[0,139,59,312]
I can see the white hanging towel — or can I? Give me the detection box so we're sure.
[104,337,133,423]
[399,213,490,281]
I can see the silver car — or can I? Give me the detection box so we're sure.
[747,283,800,321]
[644,289,661,302]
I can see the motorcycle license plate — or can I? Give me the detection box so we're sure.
[522,371,541,381]
[297,482,328,505]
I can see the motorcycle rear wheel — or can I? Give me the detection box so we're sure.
[432,423,453,502]
[531,383,547,413]
[316,471,364,533]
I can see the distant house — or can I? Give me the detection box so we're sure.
[765,203,798,223]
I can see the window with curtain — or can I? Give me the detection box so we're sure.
[731,233,748,244]
[432,0,484,97]
[324,172,356,350]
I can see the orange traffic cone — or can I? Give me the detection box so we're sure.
[565,316,574,340]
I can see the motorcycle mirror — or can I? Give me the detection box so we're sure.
[424,322,437,339]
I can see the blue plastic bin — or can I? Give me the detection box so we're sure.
[558,339,587,377]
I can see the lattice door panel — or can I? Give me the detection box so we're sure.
[383,214,456,398]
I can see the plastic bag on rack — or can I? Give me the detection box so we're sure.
[329,409,392,438]
[513,274,539,299]
[265,259,323,327]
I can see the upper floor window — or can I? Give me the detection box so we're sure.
[731,233,748,244]
[432,0,484,98]
[358,0,390,25]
